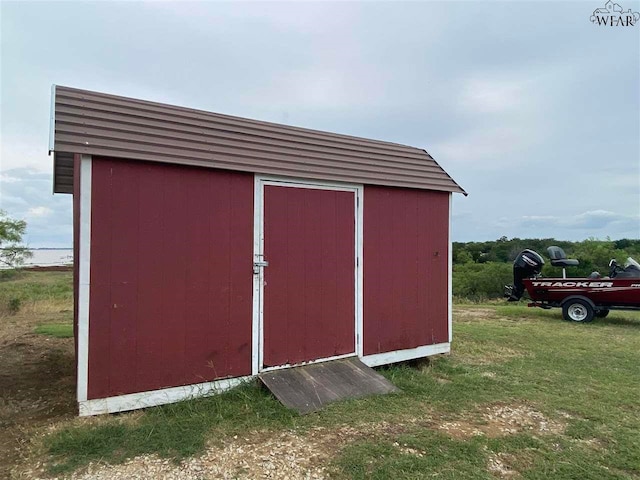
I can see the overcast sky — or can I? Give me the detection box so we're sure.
[1,0,639,248]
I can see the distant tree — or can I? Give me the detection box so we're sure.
[455,249,473,264]
[453,262,513,300]
[614,238,638,250]
[0,210,32,268]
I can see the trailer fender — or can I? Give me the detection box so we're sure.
[560,295,596,310]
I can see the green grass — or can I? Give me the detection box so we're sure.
[333,431,490,480]
[0,270,73,300]
[0,268,20,281]
[0,270,73,315]
[329,308,640,479]
[39,301,640,478]
[35,323,73,338]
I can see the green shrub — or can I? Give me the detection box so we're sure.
[452,262,512,301]
[0,268,19,281]
[8,297,21,314]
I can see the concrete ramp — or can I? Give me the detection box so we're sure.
[259,357,399,414]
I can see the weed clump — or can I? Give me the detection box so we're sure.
[7,297,21,314]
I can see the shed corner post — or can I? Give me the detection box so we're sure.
[251,175,264,376]
[77,155,93,412]
[448,192,453,344]
[356,184,364,358]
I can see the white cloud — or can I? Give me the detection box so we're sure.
[566,210,640,230]
[1,140,52,172]
[460,77,527,114]
[431,126,533,166]
[495,210,640,240]
[0,173,21,183]
[27,206,53,218]
[519,210,639,230]
[432,74,544,166]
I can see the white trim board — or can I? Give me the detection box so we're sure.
[361,342,451,368]
[253,175,364,373]
[77,155,92,402]
[80,341,450,415]
[251,177,263,375]
[48,84,56,153]
[448,193,453,344]
[80,376,252,416]
[260,353,356,373]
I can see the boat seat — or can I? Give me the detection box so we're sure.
[547,246,579,278]
[550,258,579,267]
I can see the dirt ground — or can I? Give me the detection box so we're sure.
[0,309,76,479]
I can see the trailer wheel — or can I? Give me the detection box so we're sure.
[562,299,594,323]
[595,309,610,318]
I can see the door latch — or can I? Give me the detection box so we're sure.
[253,260,269,274]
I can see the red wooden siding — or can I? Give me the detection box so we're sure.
[87,157,253,399]
[363,186,449,355]
[263,186,355,367]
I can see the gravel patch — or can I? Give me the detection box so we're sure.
[487,452,520,478]
[22,422,407,480]
[437,403,566,439]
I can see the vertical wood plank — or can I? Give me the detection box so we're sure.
[226,173,254,377]
[135,164,168,391]
[107,161,139,395]
[159,168,188,388]
[87,159,113,399]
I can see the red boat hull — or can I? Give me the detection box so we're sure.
[524,278,640,307]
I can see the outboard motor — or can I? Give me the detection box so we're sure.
[506,249,545,301]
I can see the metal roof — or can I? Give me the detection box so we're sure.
[50,85,466,195]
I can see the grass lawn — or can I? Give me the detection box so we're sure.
[0,269,73,321]
[34,323,74,338]
[330,305,640,479]
[2,271,639,478]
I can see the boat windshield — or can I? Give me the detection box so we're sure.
[625,257,640,269]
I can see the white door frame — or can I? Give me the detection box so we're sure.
[252,175,364,375]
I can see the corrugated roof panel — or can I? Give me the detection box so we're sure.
[51,86,466,195]
[54,111,436,166]
[54,122,449,176]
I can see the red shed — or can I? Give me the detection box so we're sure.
[50,86,466,415]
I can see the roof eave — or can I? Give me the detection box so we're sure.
[50,84,57,194]
[422,150,467,196]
